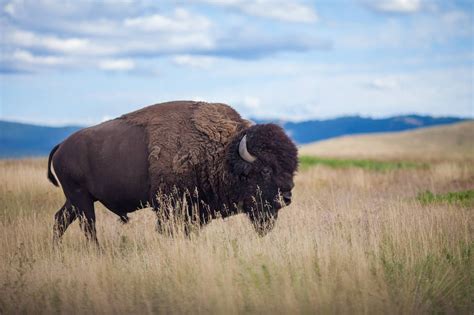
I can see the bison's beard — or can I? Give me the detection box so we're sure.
[245,204,279,237]
[242,190,285,236]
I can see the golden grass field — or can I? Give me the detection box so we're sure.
[1,122,473,314]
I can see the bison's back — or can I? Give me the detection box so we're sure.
[52,119,150,214]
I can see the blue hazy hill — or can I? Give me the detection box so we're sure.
[0,115,468,158]
[279,115,466,144]
[0,120,82,158]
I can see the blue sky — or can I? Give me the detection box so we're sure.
[0,0,472,125]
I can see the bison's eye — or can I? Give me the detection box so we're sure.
[261,167,272,178]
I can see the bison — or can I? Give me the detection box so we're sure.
[48,101,298,245]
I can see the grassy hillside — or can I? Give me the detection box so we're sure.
[299,121,474,162]
[0,127,473,313]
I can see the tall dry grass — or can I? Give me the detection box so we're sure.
[0,157,473,314]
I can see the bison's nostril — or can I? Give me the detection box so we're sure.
[282,191,292,203]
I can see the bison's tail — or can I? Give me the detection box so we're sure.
[47,144,60,187]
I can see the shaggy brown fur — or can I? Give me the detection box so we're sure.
[119,101,251,204]
[48,100,297,243]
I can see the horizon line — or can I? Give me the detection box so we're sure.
[0,113,471,129]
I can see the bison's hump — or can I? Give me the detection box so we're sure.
[192,103,243,144]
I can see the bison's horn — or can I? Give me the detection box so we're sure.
[239,135,256,163]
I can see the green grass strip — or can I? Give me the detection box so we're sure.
[299,155,425,171]
[417,190,474,207]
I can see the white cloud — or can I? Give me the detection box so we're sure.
[366,0,422,13]
[101,115,115,122]
[202,0,318,23]
[6,29,116,56]
[71,19,121,36]
[367,77,400,90]
[98,59,135,71]
[3,0,140,20]
[442,10,469,25]
[12,50,68,66]
[172,55,217,68]
[242,96,261,109]
[339,9,473,52]
[440,10,473,37]
[1,1,328,74]
[124,8,212,32]
[186,58,473,120]
[165,33,215,50]
[242,1,318,23]
[4,2,16,15]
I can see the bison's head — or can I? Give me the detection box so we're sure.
[227,124,298,236]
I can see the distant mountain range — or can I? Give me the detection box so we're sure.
[0,115,468,158]
[0,121,82,158]
[275,115,467,144]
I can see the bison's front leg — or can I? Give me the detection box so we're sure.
[154,208,195,237]
[153,204,203,238]
[154,208,171,236]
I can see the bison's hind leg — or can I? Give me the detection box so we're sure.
[76,199,99,247]
[61,186,100,248]
[53,200,77,246]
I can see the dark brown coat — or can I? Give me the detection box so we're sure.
[49,101,298,244]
